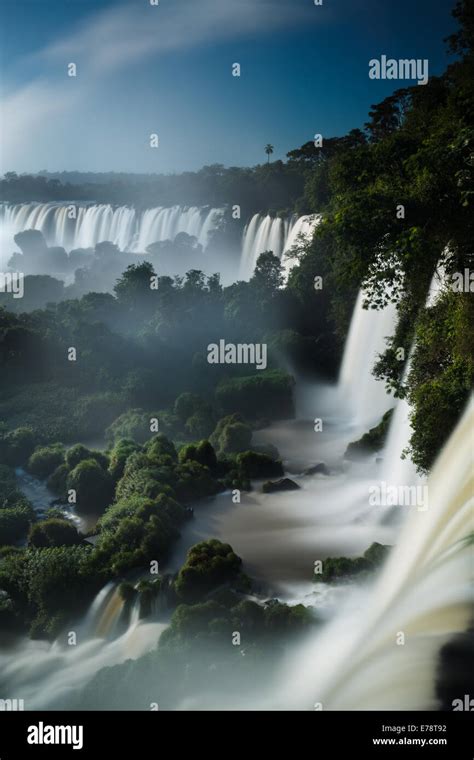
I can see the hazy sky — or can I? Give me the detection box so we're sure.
[0,0,457,174]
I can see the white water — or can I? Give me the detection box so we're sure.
[272,396,473,710]
[239,213,320,280]
[338,290,398,427]
[1,258,469,710]
[0,203,223,256]
[0,580,167,709]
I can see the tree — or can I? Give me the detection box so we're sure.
[67,459,114,515]
[252,251,284,294]
[174,539,242,602]
[265,144,274,163]
[113,262,156,314]
[28,519,81,548]
[28,445,65,479]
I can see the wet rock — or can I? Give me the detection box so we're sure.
[304,462,330,476]
[262,477,300,493]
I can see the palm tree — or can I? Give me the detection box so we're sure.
[265,144,274,164]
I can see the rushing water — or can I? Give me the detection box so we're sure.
[270,396,473,710]
[239,213,320,280]
[1,268,471,710]
[338,291,398,427]
[0,203,321,283]
[0,203,223,256]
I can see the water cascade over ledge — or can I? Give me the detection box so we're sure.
[0,203,223,254]
[270,396,473,710]
[239,213,320,280]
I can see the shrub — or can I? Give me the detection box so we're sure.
[174,393,206,423]
[215,370,295,419]
[3,427,38,466]
[28,519,81,548]
[105,409,159,444]
[178,440,217,470]
[27,444,65,479]
[65,444,108,470]
[235,451,284,479]
[67,459,115,515]
[344,409,394,460]
[314,543,391,583]
[108,439,142,481]
[0,500,35,545]
[210,414,252,456]
[94,494,186,575]
[47,464,70,496]
[174,539,242,602]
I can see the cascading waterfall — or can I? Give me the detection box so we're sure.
[271,396,473,710]
[338,290,398,428]
[0,581,166,709]
[239,213,320,280]
[0,203,223,254]
[381,266,447,486]
[0,251,468,710]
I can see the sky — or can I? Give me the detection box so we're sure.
[0,0,459,175]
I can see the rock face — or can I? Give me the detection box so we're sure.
[344,408,394,461]
[262,477,300,494]
[304,462,330,476]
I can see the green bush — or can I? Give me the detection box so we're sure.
[314,543,391,583]
[0,500,35,545]
[28,518,81,548]
[215,370,295,419]
[27,444,65,479]
[174,393,207,423]
[178,440,217,470]
[47,464,70,496]
[174,539,243,603]
[108,439,142,481]
[94,494,186,575]
[210,414,252,456]
[67,459,115,515]
[65,444,108,470]
[2,427,38,467]
[235,451,284,479]
[0,544,104,638]
[407,292,474,471]
[345,409,394,460]
[105,409,159,445]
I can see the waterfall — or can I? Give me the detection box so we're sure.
[273,396,473,710]
[239,213,319,280]
[0,203,223,254]
[81,583,126,640]
[381,265,448,485]
[338,291,398,428]
[0,582,166,709]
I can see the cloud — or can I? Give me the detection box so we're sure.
[34,0,316,77]
[0,0,319,172]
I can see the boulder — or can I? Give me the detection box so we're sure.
[304,462,330,476]
[262,477,300,493]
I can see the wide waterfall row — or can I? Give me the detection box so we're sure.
[239,213,320,280]
[0,203,321,280]
[0,203,223,253]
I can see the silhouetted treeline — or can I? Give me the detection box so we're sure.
[0,162,309,219]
